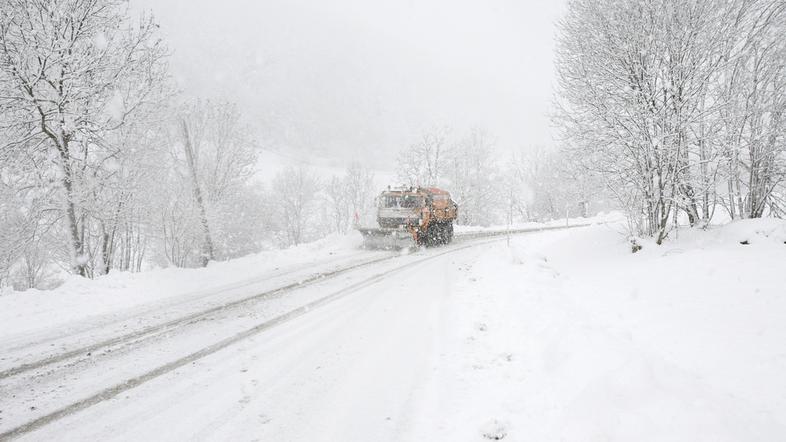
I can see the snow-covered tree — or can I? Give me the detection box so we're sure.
[716,2,786,218]
[325,176,351,234]
[0,0,169,274]
[325,162,375,233]
[271,167,320,246]
[555,0,786,242]
[159,100,261,267]
[344,162,375,225]
[443,128,500,226]
[505,145,605,222]
[396,127,450,187]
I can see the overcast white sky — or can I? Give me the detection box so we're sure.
[131,0,566,167]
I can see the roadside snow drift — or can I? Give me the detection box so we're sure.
[0,233,368,340]
[422,219,786,441]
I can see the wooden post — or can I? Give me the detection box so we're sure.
[181,119,215,266]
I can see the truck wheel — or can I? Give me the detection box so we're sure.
[425,223,439,247]
[434,222,448,246]
[417,229,427,247]
[438,222,448,245]
[431,223,442,246]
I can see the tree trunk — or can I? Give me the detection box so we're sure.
[57,148,87,277]
[100,225,111,276]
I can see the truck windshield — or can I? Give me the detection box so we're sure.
[381,194,421,208]
[400,195,420,208]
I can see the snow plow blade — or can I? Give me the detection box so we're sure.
[357,227,417,250]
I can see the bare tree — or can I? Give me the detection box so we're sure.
[444,128,500,226]
[326,162,375,233]
[344,162,375,225]
[271,167,319,246]
[397,127,450,186]
[325,176,350,234]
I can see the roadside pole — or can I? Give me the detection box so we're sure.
[507,188,513,247]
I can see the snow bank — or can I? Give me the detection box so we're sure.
[454,211,625,235]
[435,218,786,441]
[0,232,367,339]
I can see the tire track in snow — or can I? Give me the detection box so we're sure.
[0,238,507,440]
[0,253,397,381]
[0,250,374,356]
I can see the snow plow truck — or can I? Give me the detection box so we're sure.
[357,186,458,249]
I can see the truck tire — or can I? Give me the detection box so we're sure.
[438,222,449,245]
[423,222,438,247]
[418,226,429,247]
[422,222,453,247]
[433,222,449,246]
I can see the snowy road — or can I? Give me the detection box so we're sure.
[1,233,520,441]
[19,239,488,441]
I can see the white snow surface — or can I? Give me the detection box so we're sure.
[0,233,370,341]
[428,218,786,441]
[3,217,786,441]
[453,210,624,234]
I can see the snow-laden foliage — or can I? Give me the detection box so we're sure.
[556,0,786,242]
[0,0,171,276]
[0,1,271,288]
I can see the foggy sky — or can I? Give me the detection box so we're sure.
[130,0,566,167]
